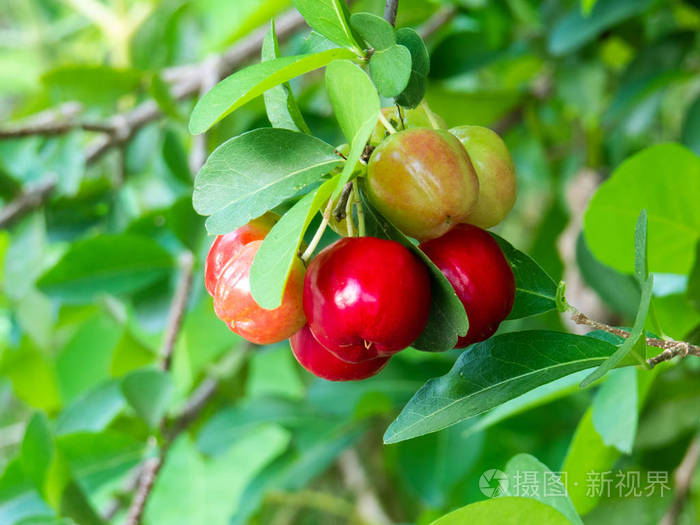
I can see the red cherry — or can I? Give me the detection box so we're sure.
[204,212,278,295]
[303,237,431,362]
[290,325,389,381]
[420,224,515,348]
[214,240,305,345]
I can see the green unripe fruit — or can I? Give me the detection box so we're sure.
[365,128,479,241]
[370,106,447,146]
[450,126,516,228]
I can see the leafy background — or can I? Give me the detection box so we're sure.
[1,0,700,524]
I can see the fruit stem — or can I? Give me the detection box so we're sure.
[378,112,397,134]
[353,182,366,236]
[301,198,333,262]
[420,100,441,130]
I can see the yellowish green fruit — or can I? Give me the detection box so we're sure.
[365,128,479,241]
[370,106,447,146]
[450,125,516,228]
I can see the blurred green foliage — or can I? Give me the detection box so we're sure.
[1,0,700,524]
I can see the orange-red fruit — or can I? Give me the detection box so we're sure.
[214,240,305,345]
[290,325,389,381]
[450,126,516,228]
[365,128,479,241]
[204,212,279,295]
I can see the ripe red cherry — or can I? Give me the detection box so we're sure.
[214,240,305,345]
[420,224,515,348]
[204,212,278,295]
[290,325,389,381]
[303,237,431,362]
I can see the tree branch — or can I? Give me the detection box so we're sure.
[338,448,393,525]
[418,5,457,39]
[0,8,307,231]
[384,0,399,25]
[660,435,700,525]
[159,251,195,371]
[569,310,700,368]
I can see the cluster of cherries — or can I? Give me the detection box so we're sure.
[205,107,517,381]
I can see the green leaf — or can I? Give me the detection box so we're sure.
[491,233,558,320]
[325,60,379,200]
[37,235,174,302]
[251,175,339,309]
[291,0,362,53]
[145,429,290,525]
[396,421,483,507]
[503,454,583,525]
[360,193,468,352]
[580,211,653,387]
[150,73,183,121]
[42,65,142,106]
[193,128,342,234]
[464,370,591,437]
[0,338,61,412]
[231,423,364,525]
[430,497,571,525]
[189,48,356,134]
[576,233,640,319]
[582,0,599,14]
[548,0,655,56]
[121,369,174,428]
[682,95,700,155]
[584,143,700,275]
[563,369,657,515]
[383,331,617,444]
[349,12,395,51]
[21,414,53,491]
[197,397,319,456]
[591,368,638,454]
[162,129,192,185]
[687,241,700,311]
[370,44,412,98]
[55,381,126,436]
[262,21,310,133]
[395,27,430,108]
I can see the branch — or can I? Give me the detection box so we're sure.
[384,0,399,25]
[338,448,393,525]
[569,310,700,368]
[159,251,195,371]
[418,5,457,39]
[0,8,307,231]
[660,435,700,525]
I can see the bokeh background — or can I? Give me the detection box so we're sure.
[0,0,699,524]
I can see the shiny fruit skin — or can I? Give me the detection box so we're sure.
[365,128,479,241]
[369,106,447,145]
[290,325,389,381]
[204,212,278,295]
[214,240,305,345]
[420,224,515,348]
[303,237,431,362]
[450,126,516,228]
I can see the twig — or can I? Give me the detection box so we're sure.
[0,177,57,228]
[333,181,354,221]
[0,9,307,231]
[159,251,195,371]
[660,435,700,525]
[418,5,457,40]
[384,0,399,25]
[569,310,700,368]
[338,448,392,525]
[124,457,163,525]
[301,197,334,262]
